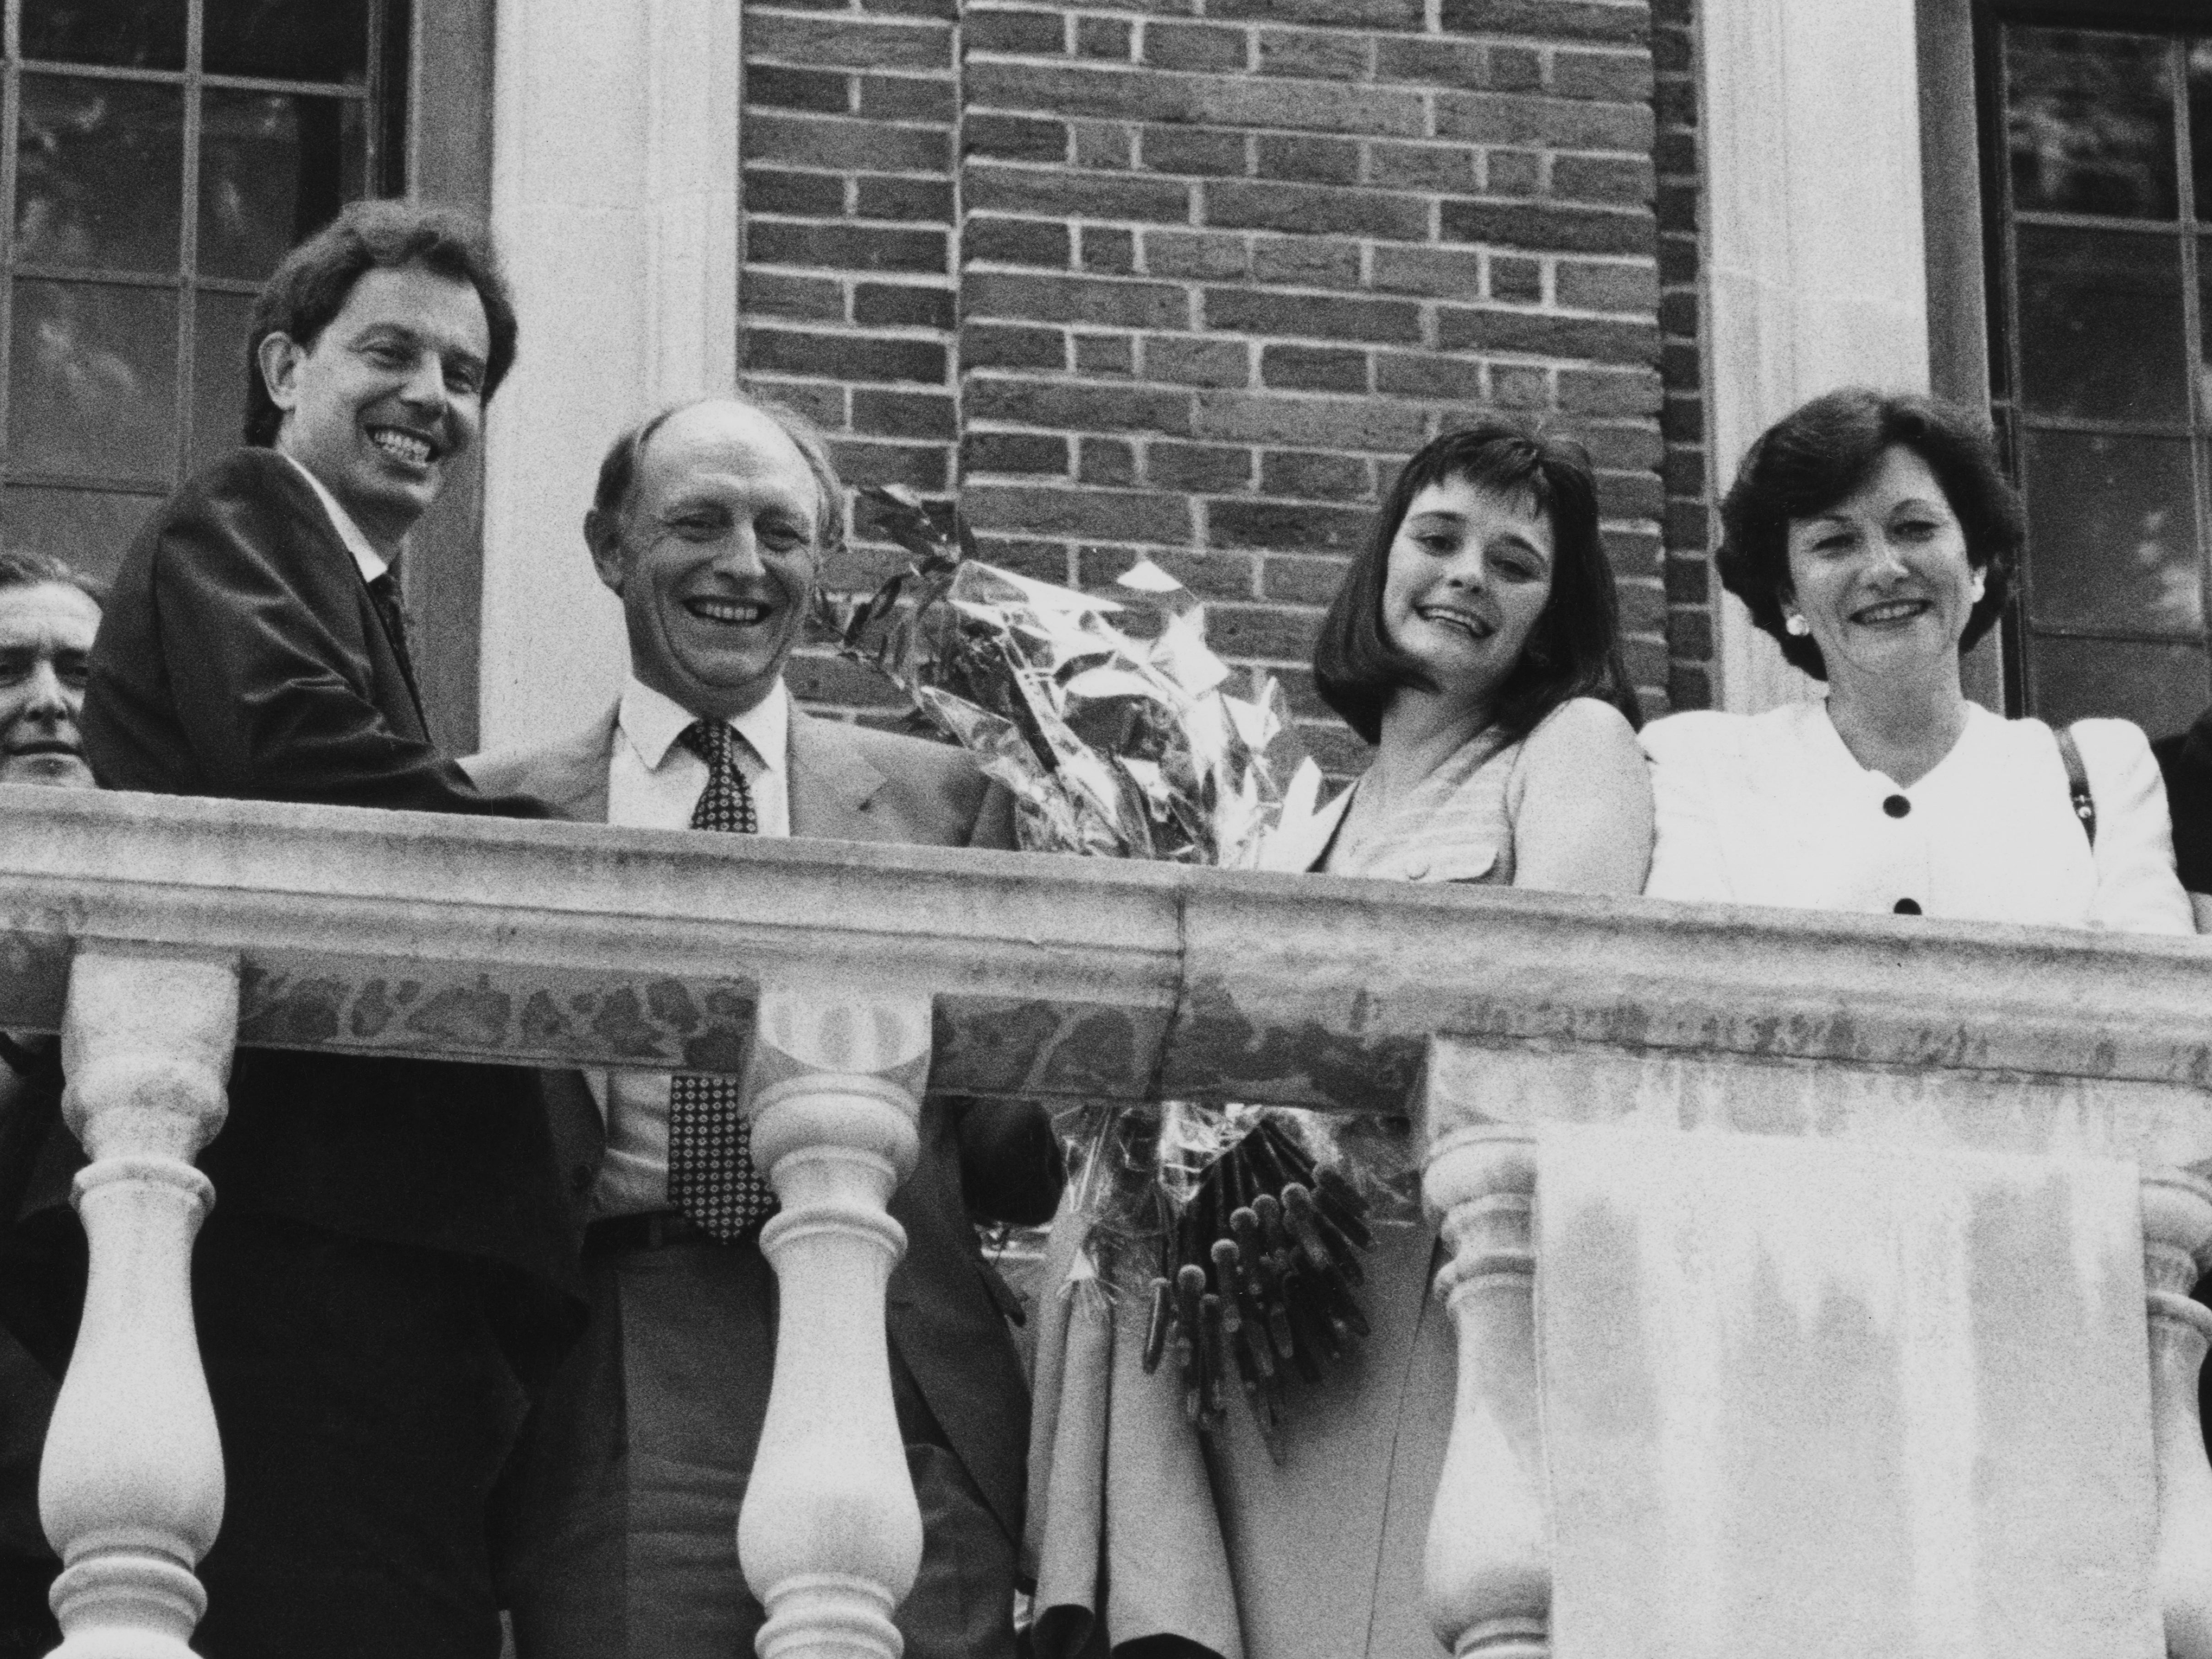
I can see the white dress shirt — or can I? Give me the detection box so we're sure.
[593,676,793,1216]
[280,451,388,584]
[1640,699,2193,934]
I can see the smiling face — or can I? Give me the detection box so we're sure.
[0,580,101,788]
[259,263,491,554]
[1783,445,1981,687]
[589,402,823,722]
[1380,475,1556,714]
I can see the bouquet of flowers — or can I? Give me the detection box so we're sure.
[814,486,1316,868]
[817,487,1390,1452]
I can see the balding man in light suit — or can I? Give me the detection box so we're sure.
[471,395,1061,1659]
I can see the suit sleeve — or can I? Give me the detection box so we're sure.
[952,1097,1067,1226]
[2077,720,2195,935]
[1639,714,1737,903]
[936,756,1060,1219]
[152,469,544,816]
[2153,720,2212,895]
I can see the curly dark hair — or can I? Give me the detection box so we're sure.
[1312,419,1640,746]
[243,199,518,448]
[1716,388,2022,680]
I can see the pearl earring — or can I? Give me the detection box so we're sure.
[1784,613,1809,637]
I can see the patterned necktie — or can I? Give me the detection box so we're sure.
[665,719,775,1240]
[366,572,422,706]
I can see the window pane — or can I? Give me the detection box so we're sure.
[2193,42,2212,224]
[2029,634,2207,738]
[199,91,362,280]
[2019,431,2203,636]
[190,290,256,472]
[204,0,371,84]
[0,482,157,583]
[2007,27,2179,220]
[2015,226,2188,422]
[16,76,183,274]
[20,0,185,70]
[9,279,177,482]
[2202,236,2212,420]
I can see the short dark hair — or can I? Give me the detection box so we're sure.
[590,391,847,559]
[0,546,107,609]
[1716,388,2022,679]
[1312,419,1641,746]
[243,199,519,448]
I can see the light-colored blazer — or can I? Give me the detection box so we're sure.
[1640,700,2195,934]
[464,698,1014,848]
[461,697,1039,1541]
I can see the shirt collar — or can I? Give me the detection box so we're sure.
[279,450,390,584]
[617,675,789,776]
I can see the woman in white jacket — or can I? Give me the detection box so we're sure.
[1641,387,2190,934]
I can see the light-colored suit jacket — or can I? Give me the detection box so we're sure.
[463,699,1042,1542]
[466,698,1016,848]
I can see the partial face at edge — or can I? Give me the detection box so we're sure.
[1380,475,1557,714]
[261,262,492,553]
[1782,445,1980,685]
[0,581,101,788]
[588,401,823,723]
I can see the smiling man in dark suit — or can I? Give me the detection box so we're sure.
[76,202,579,1659]
[468,394,1061,1659]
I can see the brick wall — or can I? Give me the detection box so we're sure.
[740,0,964,715]
[741,0,1677,775]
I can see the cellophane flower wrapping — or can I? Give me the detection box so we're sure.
[813,485,1321,869]
[817,486,1397,1448]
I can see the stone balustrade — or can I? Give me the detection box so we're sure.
[5,785,2212,1657]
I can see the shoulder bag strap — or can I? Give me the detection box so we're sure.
[2055,724,2096,848]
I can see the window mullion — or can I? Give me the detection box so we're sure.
[364,0,385,197]
[0,0,21,478]
[1990,16,2037,714]
[2174,34,2212,713]
[174,0,205,486]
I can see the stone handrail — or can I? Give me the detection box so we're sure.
[5,784,2212,1657]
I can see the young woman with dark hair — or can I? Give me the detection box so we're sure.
[1642,386,2190,931]
[1271,418,1652,892]
[1072,422,1651,1659]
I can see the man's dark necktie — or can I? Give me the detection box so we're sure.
[366,571,422,706]
[665,719,777,1242]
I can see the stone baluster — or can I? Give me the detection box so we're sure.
[1423,1125,1548,1659]
[736,986,930,1659]
[40,946,238,1659]
[2142,1166,2212,1659]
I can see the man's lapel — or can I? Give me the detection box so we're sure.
[786,704,888,840]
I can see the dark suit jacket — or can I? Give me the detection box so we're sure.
[464,703,1058,1546]
[0,1054,60,1598]
[74,448,582,1356]
[2154,712,2212,895]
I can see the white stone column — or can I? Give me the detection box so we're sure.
[1698,0,1932,714]
[2142,1167,2212,1659]
[737,987,930,1659]
[480,0,742,750]
[1423,1125,1548,1659]
[39,946,238,1659]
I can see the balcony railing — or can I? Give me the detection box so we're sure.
[5,784,2212,1658]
